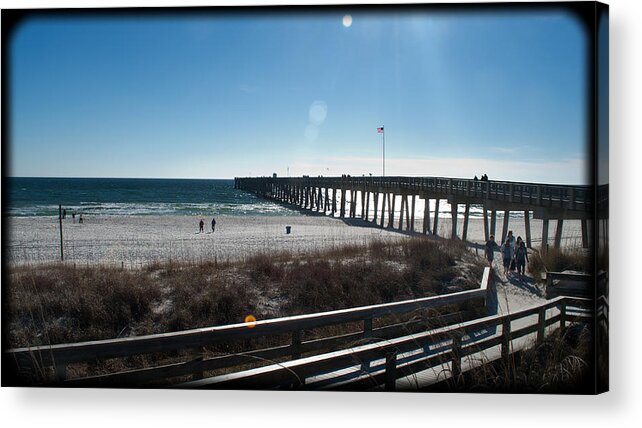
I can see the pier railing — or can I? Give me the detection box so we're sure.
[235,176,592,212]
[6,268,493,387]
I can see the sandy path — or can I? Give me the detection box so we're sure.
[490,257,547,315]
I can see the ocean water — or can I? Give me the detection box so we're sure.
[6,177,298,217]
[6,177,523,219]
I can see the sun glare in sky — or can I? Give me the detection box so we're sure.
[9,10,588,183]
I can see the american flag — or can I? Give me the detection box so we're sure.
[377,126,384,133]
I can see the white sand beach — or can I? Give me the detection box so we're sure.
[6,215,406,266]
[7,213,584,267]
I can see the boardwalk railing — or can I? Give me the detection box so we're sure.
[179,296,593,391]
[544,271,599,299]
[6,268,493,387]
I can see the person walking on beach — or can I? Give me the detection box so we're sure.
[484,235,500,269]
[506,230,516,271]
[211,217,216,232]
[514,241,529,278]
[506,230,516,252]
[514,236,523,256]
[199,219,204,233]
[501,238,513,276]
[79,214,83,224]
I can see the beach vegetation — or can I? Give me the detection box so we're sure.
[6,237,484,348]
[428,324,593,393]
[528,245,591,282]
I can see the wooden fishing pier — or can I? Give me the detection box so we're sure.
[235,175,593,249]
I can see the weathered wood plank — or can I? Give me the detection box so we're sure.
[433,198,440,236]
[462,203,470,241]
[423,198,430,235]
[410,195,416,232]
[542,219,550,253]
[524,210,532,248]
[501,210,510,243]
[554,219,564,248]
[483,205,489,241]
[451,202,458,239]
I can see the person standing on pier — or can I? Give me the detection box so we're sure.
[211,217,217,232]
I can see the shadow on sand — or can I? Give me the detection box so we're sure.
[505,272,543,297]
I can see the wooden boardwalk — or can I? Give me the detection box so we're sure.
[5,267,596,390]
[179,296,592,391]
[235,175,593,249]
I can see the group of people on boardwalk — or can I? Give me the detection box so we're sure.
[198,217,216,233]
[484,230,529,278]
[474,174,489,181]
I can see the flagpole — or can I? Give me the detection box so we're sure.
[382,125,385,177]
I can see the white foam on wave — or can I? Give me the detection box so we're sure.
[8,201,301,217]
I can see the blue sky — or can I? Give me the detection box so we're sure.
[9,9,588,183]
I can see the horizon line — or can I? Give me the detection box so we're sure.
[6,175,591,187]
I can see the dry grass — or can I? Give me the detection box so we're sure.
[6,237,484,349]
[7,265,162,347]
[430,324,594,393]
[528,245,591,283]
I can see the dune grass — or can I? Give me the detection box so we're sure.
[6,237,597,393]
[430,324,593,393]
[528,245,591,283]
[6,237,484,349]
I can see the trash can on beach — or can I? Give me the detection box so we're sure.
[285,226,291,234]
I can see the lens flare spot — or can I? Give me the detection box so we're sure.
[308,100,327,125]
[244,314,257,328]
[343,15,352,28]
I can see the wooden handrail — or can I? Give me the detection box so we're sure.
[180,296,594,390]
